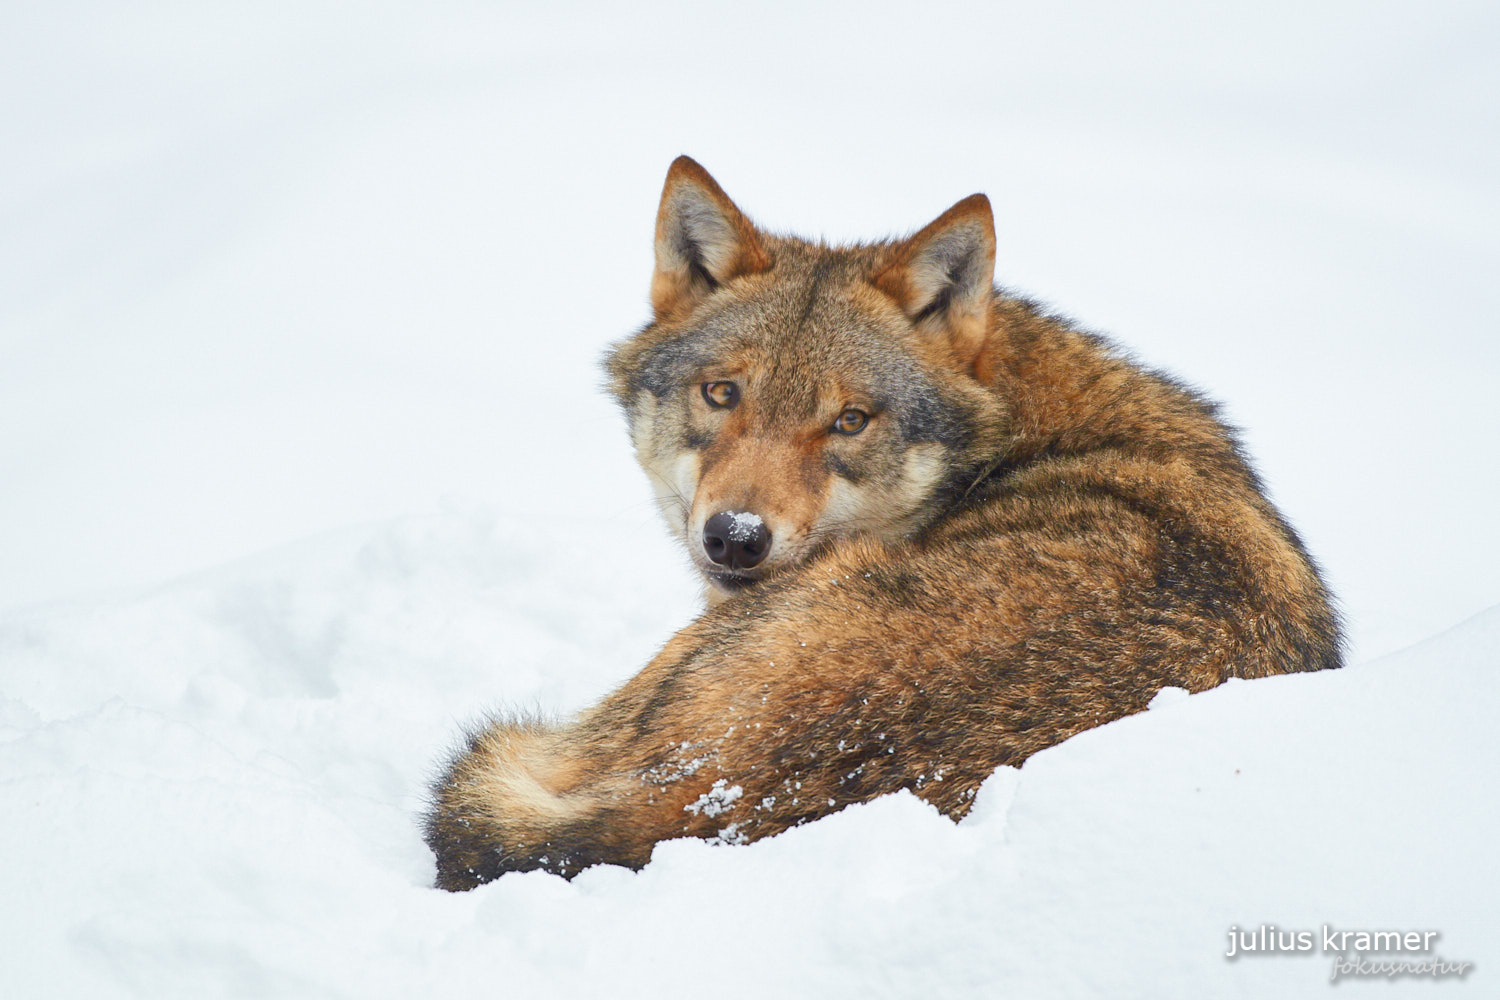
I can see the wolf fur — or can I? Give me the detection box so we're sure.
[424,156,1342,889]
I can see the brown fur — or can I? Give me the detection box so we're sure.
[424,157,1342,889]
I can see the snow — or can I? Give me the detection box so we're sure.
[2,3,1496,998]
[726,511,765,543]
[684,778,745,819]
[1147,685,1190,710]
[2,533,1494,997]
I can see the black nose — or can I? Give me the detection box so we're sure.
[702,511,772,570]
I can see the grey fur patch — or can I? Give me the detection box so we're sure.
[896,387,974,449]
[629,330,721,398]
[824,451,863,482]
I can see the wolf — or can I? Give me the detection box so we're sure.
[424,156,1342,890]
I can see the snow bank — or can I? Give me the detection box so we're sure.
[1,513,1492,998]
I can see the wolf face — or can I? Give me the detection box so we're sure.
[606,157,1008,597]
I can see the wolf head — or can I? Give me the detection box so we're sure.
[605,156,1009,599]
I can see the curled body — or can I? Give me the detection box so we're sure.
[424,157,1342,889]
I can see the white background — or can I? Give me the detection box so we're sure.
[4,1,1497,660]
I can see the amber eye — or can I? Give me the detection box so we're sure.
[702,381,739,409]
[832,409,869,435]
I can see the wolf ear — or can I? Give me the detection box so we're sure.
[872,194,996,366]
[651,156,770,319]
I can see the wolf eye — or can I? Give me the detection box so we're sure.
[702,381,739,409]
[832,409,869,435]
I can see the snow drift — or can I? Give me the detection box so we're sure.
[1,513,1493,998]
